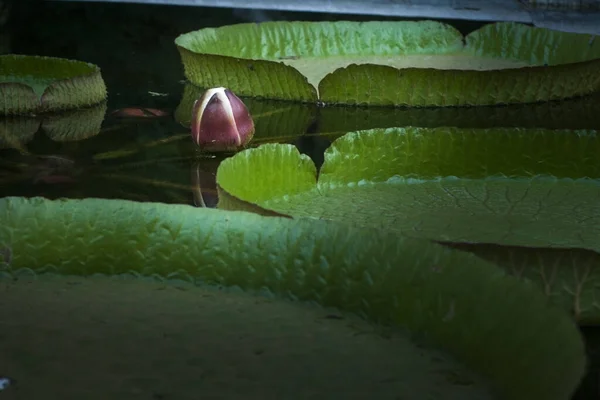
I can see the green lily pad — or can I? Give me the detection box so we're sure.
[0,196,586,400]
[216,127,600,320]
[175,21,600,106]
[464,21,599,66]
[174,83,317,145]
[444,243,600,326]
[0,55,107,115]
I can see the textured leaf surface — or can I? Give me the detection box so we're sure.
[464,22,600,65]
[318,59,600,106]
[216,127,600,320]
[176,20,463,60]
[175,21,464,101]
[264,176,599,251]
[176,48,318,102]
[175,21,600,105]
[0,196,586,400]
[445,243,600,325]
[0,55,107,115]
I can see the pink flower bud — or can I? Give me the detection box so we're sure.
[190,87,255,152]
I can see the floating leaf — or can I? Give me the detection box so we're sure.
[0,196,586,400]
[444,243,600,325]
[0,55,107,115]
[176,21,600,106]
[216,127,600,319]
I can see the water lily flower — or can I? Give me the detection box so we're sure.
[191,87,255,152]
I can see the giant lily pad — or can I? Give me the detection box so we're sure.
[178,83,600,144]
[0,55,107,115]
[216,127,600,322]
[0,196,586,400]
[175,21,600,106]
[444,243,600,326]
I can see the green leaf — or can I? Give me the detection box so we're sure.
[216,127,600,318]
[176,47,318,103]
[175,21,600,106]
[318,58,600,106]
[464,21,600,65]
[0,196,586,400]
[177,20,463,60]
[218,126,600,189]
[175,20,462,102]
[444,243,600,325]
[0,55,107,115]
[317,127,600,181]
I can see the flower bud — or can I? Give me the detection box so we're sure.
[190,87,255,152]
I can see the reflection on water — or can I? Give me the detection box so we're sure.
[442,242,600,325]
[1,89,600,207]
[0,93,325,206]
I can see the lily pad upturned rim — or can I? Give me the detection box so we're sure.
[214,127,600,326]
[216,126,600,219]
[0,196,586,400]
[0,54,108,115]
[174,20,600,106]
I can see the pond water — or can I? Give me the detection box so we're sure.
[0,90,333,207]
[1,2,600,400]
[3,2,598,212]
[3,90,599,208]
